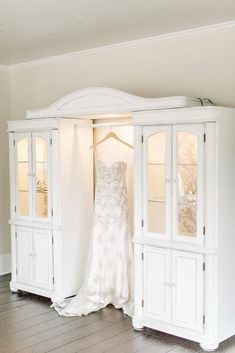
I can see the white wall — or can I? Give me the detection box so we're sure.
[0,68,11,272]
[10,27,235,122]
[0,24,234,261]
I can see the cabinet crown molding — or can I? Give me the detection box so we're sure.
[25,87,204,119]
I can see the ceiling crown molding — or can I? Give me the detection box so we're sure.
[7,20,235,72]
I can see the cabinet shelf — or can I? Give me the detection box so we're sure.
[148,163,165,166]
[148,198,165,203]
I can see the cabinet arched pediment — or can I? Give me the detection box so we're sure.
[25,87,201,119]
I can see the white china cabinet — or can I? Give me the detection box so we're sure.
[7,88,235,351]
[8,118,93,301]
[133,106,235,351]
[8,88,201,302]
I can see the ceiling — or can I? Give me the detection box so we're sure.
[1,0,235,65]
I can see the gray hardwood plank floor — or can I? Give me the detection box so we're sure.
[0,274,234,353]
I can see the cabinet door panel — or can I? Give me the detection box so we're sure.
[143,126,172,239]
[172,125,204,244]
[33,230,53,290]
[172,251,204,331]
[143,247,171,322]
[16,227,33,284]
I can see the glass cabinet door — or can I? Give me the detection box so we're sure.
[143,126,172,239]
[172,125,204,243]
[15,133,32,217]
[32,132,51,219]
[14,131,51,220]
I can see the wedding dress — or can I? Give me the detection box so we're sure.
[53,159,133,317]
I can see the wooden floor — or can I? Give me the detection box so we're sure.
[0,274,234,353]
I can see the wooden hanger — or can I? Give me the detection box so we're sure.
[90,131,133,149]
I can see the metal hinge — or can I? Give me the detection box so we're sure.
[15,231,17,239]
[203,226,205,235]
[141,135,144,143]
[203,315,205,324]
[142,299,144,307]
[52,236,54,245]
[16,268,18,275]
[203,262,206,272]
[50,138,52,145]
[13,139,15,147]
[204,133,206,142]
[142,252,144,261]
[53,276,54,284]
[15,205,17,212]
[51,209,53,217]
[141,219,144,228]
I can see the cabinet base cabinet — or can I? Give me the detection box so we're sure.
[12,226,54,298]
[9,280,54,299]
[132,317,219,352]
[133,246,220,351]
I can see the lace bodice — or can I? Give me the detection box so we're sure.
[94,160,128,225]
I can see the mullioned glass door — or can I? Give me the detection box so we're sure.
[15,133,33,218]
[172,125,204,244]
[143,124,204,244]
[15,131,51,221]
[32,132,51,219]
[143,126,172,239]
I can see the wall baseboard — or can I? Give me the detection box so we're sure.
[0,253,11,275]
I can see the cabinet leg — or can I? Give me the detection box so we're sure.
[10,281,18,293]
[132,317,144,331]
[200,341,219,352]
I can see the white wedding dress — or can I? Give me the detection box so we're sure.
[53,159,133,317]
